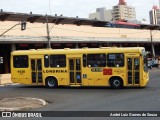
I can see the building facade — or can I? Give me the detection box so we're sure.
[89,0,136,21]
[89,7,113,21]
[113,0,136,21]
[149,6,160,25]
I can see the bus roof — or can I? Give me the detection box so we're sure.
[11,47,145,55]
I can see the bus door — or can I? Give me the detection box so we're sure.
[127,57,140,86]
[69,58,82,85]
[31,59,43,84]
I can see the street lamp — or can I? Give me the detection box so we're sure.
[21,21,27,31]
[0,21,27,37]
[0,22,26,66]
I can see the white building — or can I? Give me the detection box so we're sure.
[89,7,113,21]
[89,0,136,21]
[112,4,136,21]
[149,6,160,25]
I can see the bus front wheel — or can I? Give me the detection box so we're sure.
[110,78,123,89]
[45,77,58,88]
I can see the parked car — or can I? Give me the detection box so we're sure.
[148,60,159,69]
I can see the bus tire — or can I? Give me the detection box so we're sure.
[45,77,58,88]
[110,77,123,89]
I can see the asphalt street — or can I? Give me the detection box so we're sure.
[0,69,160,120]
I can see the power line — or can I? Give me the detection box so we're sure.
[49,18,59,33]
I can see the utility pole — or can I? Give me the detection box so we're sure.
[150,29,158,59]
[46,14,51,48]
[150,30,154,58]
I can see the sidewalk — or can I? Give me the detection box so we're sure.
[0,74,12,85]
[0,97,47,111]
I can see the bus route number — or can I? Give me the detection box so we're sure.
[17,70,25,74]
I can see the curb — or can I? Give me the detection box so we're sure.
[0,83,20,87]
[150,69,160,72]
[0,97,47,111]
[0,74,12,85]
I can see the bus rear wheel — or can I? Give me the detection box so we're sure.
[110,78,123,89]
[45,77,58,88]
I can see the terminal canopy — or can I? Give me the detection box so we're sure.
[0,11,160,30]
[140,24,160,30]
[0,11,108,27]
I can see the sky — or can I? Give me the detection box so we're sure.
[0,0,159,22]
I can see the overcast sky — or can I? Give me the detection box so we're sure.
[0,0,159,22]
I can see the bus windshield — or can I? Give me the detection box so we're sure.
[142,50,148,72]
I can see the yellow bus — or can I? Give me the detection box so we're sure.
[11,47,149,89]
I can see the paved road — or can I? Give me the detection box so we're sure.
[0,69,160,120]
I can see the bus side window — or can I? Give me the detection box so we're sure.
[107,53,124,67]
[83,54,87,67]
[87,54,106,67]
[13,55,28,68]
[50,55,66,68]
[44,55,49,68]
